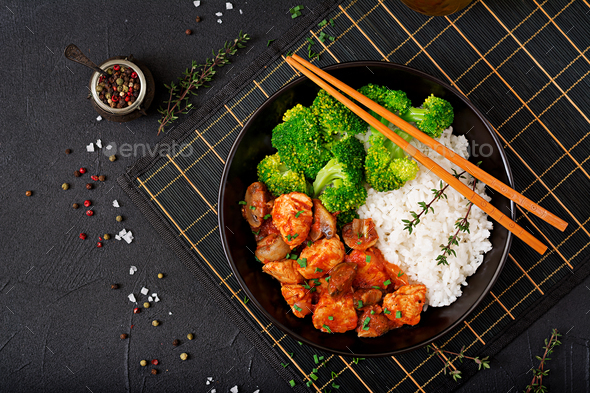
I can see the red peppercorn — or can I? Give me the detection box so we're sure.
[112,95,119,103]
[113,65,120,71]
[99,237,103,241]
[79,167,87,174]
[131,72,137,78]
[84,200,91,207]
[133,308,141,314]
[91,175,99,181]
[125,96,130,102]
[151,359,159,365]
[86,210,94,216]
[97,242,103,248]
[129,88,133,93]
[79,233,87,240]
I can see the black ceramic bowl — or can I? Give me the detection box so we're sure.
[218,61,513,357]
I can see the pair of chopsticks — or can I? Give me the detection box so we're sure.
[285,54,568,255]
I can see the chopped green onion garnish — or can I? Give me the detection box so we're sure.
[289,379,296,387]
[285,253,291,259]
[328,316,334,321]
[383,308,391,315]
[298,341,303,345]
[322,325,332,333]
[312,368,317,373]
[306,381,312,387]
[306,37,314,45]
[252,230,260,235]
[314,267,323,273]
[288,352,294,357]
[293,233,299,238]
[396,311,402,319]
[244,296,249,304]
[366,255,371,263]
[287,234,292,241]
[330,18,335,26]
[238,201,247,205]
[370,310,375,315]
[319,356,324,361]
[398,271,404,277]
[255,256,261,263]
[332,383,340,389]
[281,362,289,367]
[297,258,307,268]
[325,276,331,282]
[310,373,318,381]
[310,287,316,293]
[383,279,391,286]
[329,36,335,41]
[312,278,320,285]
[372,286,381,289]
[307,241,312,247]
[267,39,275,47]
[357,300,363,308]
[357,241,362,245]
[331,371,338,379]
[313,354,319,364]
[264,214,272,220]
[352,357,364,364]
[295,210,305,218]
[249,205,256,210]
[293,304,302,312]
[290,254,298,260]
[302,283,311,289]
[362,316,371,331]
[318,19,327,27]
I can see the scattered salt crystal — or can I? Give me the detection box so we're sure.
[96,115,102,121]
[119,229,128,237]
[86,143,95,152]
[148,296,153,302]
[129,265,137,275]
[141,287,149,295]
[253,390,259,393]
[217,19,222,23]
[113,200,120,208]
[215,12,223,16]
[193,0,200,6]
[115,235,121,240]
[230,386,238,393]
[226,2,233,9]
[154,294,160,302]
[122,230,134,244]
[128,293,136,302]
[239,9,243,14]
[106,144,112,150]
[96,139,102,148]
[168,311,172,315]
[207,377,213,382]
[211,390,216,393]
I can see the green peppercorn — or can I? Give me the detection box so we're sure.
[96,85,103,92]
[144,302,150,308]
[123,85,129,93]
[157,273,164,279]
[187,333,194,340]
[117,86,123,92]
[104,234,111,240]
[107,68,113,75]
[62,183,69,190]
[152,320,159,327]
[140,360,147,367]
[180,353,188,361]
[109,155,117,162]
[116,78,124,86]
[116,215,123,222]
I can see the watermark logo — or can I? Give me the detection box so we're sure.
[468,140,494,158]
[103,142,194,158]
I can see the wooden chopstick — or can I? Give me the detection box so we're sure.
[285,55,548,255]
[289,54,567,233]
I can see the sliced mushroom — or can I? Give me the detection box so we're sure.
[242,182,271,228]
[342,218,379,250]
[255,233,291,263]
[327,262,357,297]
[310,199,337,241]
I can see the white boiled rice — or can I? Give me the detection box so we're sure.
[356,127,493,307]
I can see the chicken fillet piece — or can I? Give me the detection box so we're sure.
[356,304,392,338]
[297,237,345,279]
[272,192,313,249]
[382,284,427,327]
[313,292,357,333]
[281,284,314,318]
[262,260,305,284]
[344,247,391,290]
[352,288,383,310]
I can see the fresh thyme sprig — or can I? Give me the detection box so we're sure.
[436,174,478,266]
[402,170,466,234]
[427,344,490,381]
[157,31,250,135]
[525,329,562,393]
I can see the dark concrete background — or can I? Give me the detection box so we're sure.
[0,1,588,392]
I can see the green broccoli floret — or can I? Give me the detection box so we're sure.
[311,89,367,140]
[257,153,311,197]
[398,94,454,138]
[358,84,412,115]
[336,209,359,230]
[312,136,367,212]
[271,104,331,179]
[365,132,419,192]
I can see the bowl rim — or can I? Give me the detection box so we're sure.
[218,60,514,357]
[90,58,147,114]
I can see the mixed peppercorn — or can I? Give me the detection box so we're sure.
[96,64,141,109]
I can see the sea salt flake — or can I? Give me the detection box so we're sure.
[207,377,213,382]
[86,143,95,152]
[217,19,222,23]
[211,390,216,393]
[239,9,243,14]
[96,139,102,148]
[168,311,172,315]
[96,115,102,121]
[230,386,238,393]
[253,390,259,393]
[193,0,200,6]
[128,293,136,302]
[113,200,120,208]
[148,296,153,302]
[129,265,137,275]
[215,12,223,16]
[115,235,121,240]
[154,295,160,303]
[122,231,134,244]
[106,144,112,150]
[141,287,149,295]
[119,229,128,237]
[226,2,233,9]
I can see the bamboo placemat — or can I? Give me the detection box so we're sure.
[118,0,590,391]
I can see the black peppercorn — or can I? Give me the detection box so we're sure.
[185,29,192,35]
[65,148,72,154]
[25,190,32,196]
[98,175,106,182]
[86,183,93,190]
[72,203,79,209]
[111,284,119,289]
[172,339,180,347]
[120,333,128,339]
[196,16,201,22]
[151,369,157,375]
[74,170,81,177]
